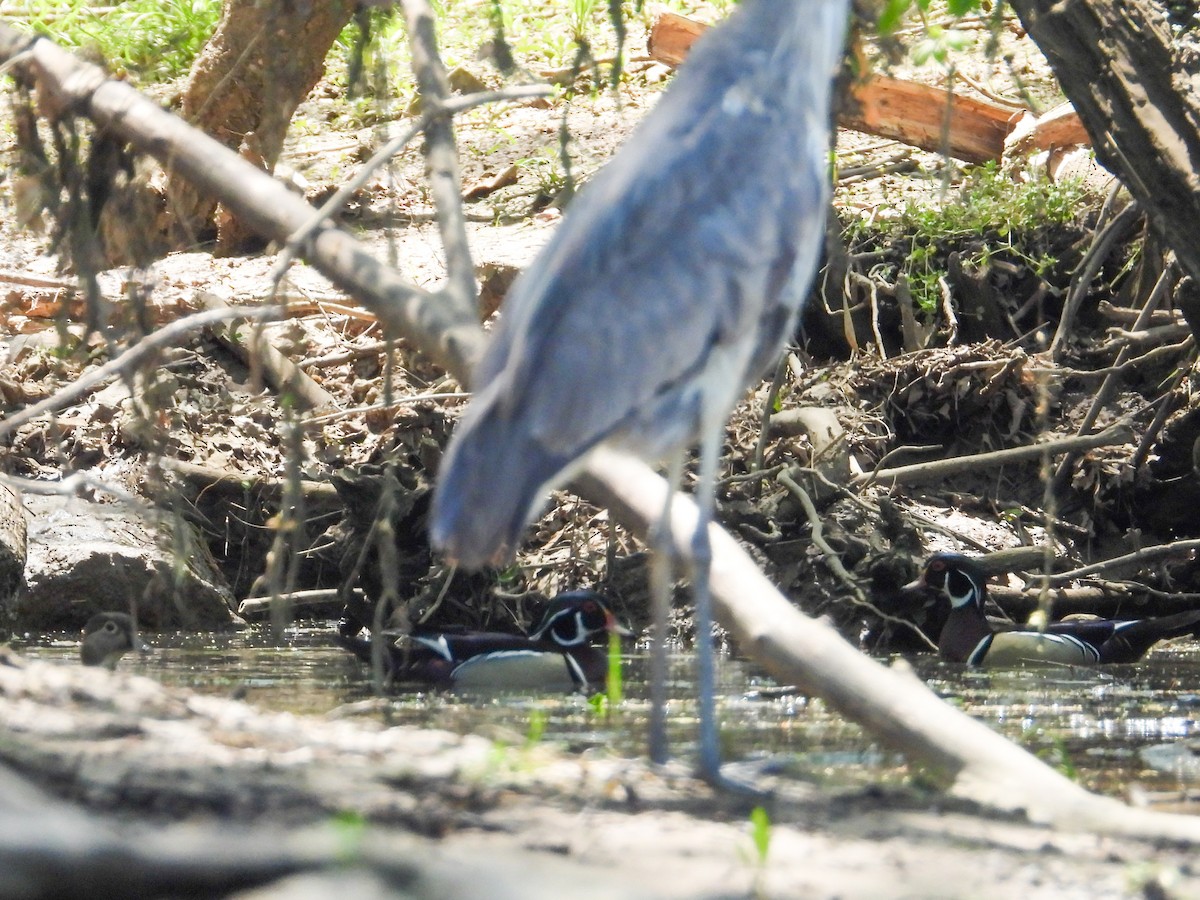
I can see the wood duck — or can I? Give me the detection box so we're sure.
[339,590,633,693]
[909,553,1200,666]
[80,612,138,669]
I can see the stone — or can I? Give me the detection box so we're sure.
[16,493,240,630]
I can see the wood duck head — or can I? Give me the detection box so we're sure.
[907,553,1003,664]
[80,612,138,669]
[527,590,634,648]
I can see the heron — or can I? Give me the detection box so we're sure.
[430,0,849,785]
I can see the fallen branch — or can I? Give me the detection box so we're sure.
[853,422,1133,488]
[200,292,337,412]
[581,447,1200,840]
[1036,539,1200,585]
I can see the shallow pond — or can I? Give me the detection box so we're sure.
[14,622,1200,804]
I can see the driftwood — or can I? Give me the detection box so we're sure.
[3,13,1200,846]
[199,292,337,412]
[853,421,1133,488]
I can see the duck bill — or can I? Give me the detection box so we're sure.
[605,611,634,637]
[902,574,927,591]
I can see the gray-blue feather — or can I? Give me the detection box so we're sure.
[432,0,848,567]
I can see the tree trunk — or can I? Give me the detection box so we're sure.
[1008,0,1200,288]
[168,0,355,253]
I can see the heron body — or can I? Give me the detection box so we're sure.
[430,0,849,783]
[431,0,848,567]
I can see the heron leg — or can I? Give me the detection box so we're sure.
[648,451,683,765]
[692,417,767,797]
[692,409,722,784]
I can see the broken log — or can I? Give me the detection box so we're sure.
[647,11,1086,165]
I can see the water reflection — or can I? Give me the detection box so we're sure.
[12,623,1200,800]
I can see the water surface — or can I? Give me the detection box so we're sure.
[15,623,1200,803]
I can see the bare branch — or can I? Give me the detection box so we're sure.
[853,421,1133,489]
[0,305,286,439]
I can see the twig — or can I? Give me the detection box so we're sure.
[1097,299,1180,327]
[0,305,285,439]
[779,470,937,651]
[751,355,789,476]
[1130,348,1194,471]
[237,588,355,618]
[399,0,476,326]
[302,392,470,426]
[938,275,958,345]
[1031,539,1200,584]
[1049,198,1142,361]
[853,421,1133,489]
[1052,255,1175,491]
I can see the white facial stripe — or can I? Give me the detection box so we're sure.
[564,653,588,688]
[412,634,455,662]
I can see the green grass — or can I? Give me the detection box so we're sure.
[22,0,219,82]
[848,162,1089,311]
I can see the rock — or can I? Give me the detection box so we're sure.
[15,493,240,630]
[0,482,27,637]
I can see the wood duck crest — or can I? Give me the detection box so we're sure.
[80,612,138,669]
[910,552,1200,666]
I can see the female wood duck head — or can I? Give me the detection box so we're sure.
[910,552,1200,666]
[80,612,138,669]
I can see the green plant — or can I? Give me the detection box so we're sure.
[605,628,623,706]
[1035,734,1078,780]
[849,162,1088,311]
[525,707,547,748]
[744,805,773,898]
[329,810,367,863]
[23,0,219,82]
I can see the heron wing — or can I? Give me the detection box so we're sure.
[477,0,837,457]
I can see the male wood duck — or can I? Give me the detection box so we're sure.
[339,590,633,693]
[910,553,1200,666]
[80,612,138,669]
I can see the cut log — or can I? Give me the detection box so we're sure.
[844,74,1017,164]
[647,11,1086,165]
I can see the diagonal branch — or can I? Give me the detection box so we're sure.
[400,0,477,326]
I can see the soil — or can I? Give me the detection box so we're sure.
[2,6,1200,897]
